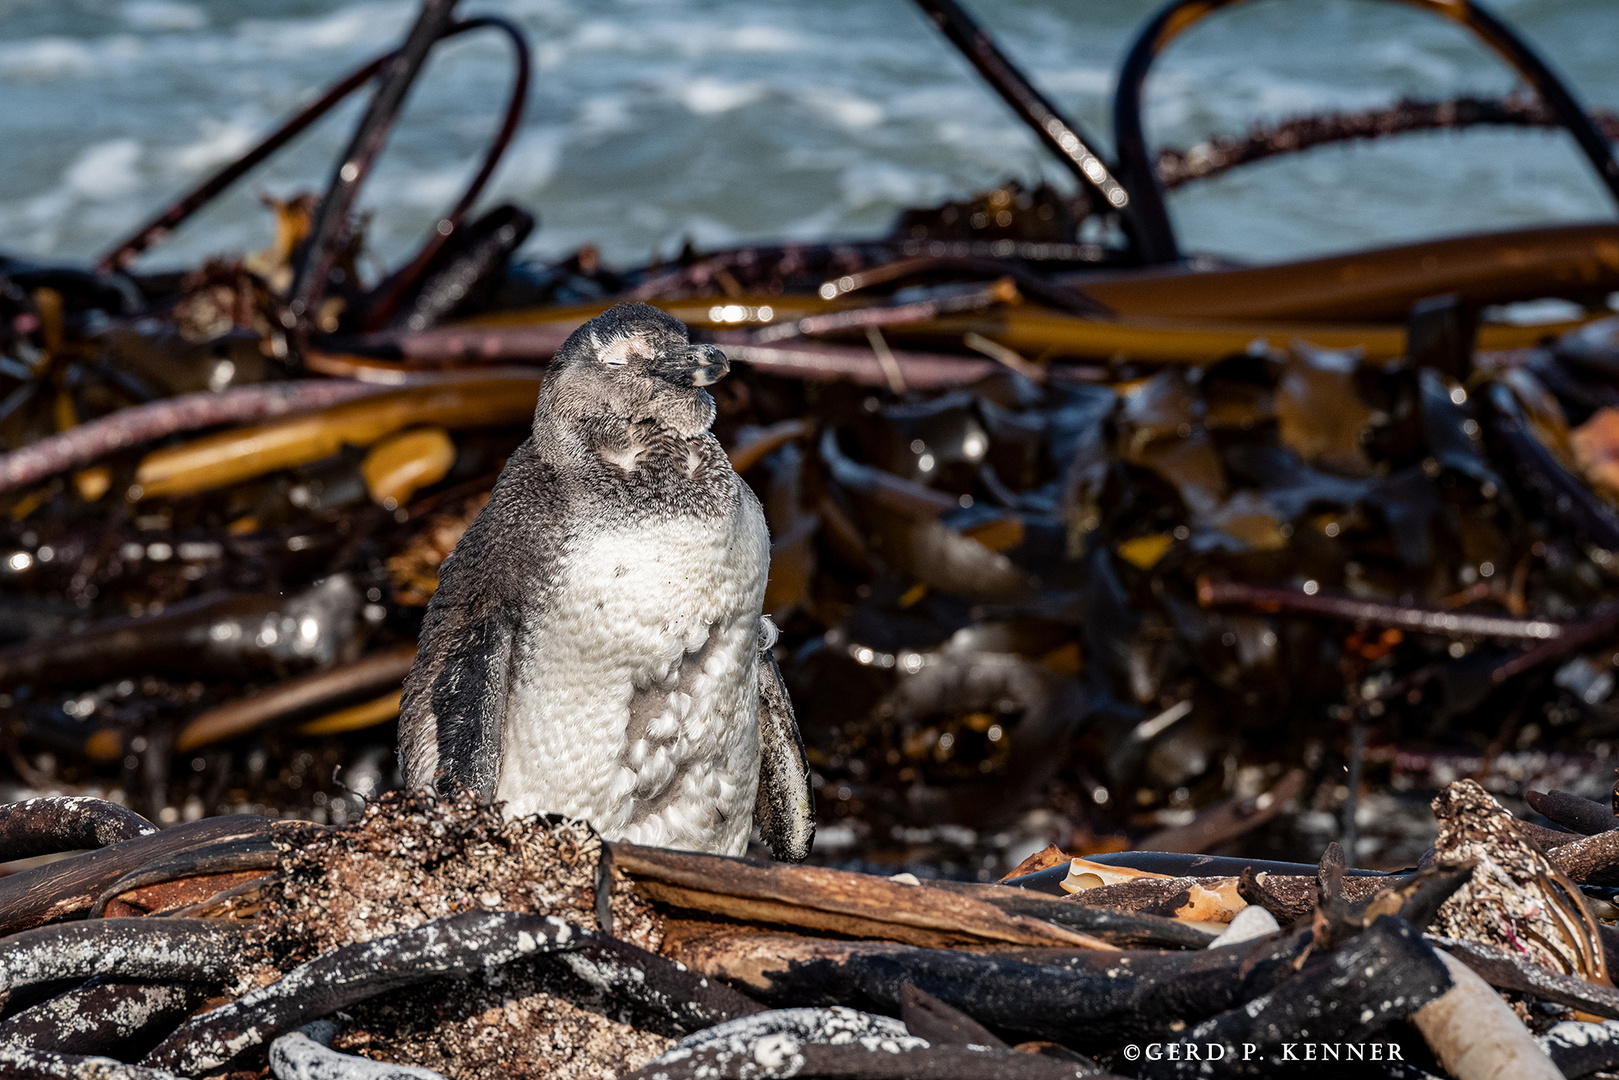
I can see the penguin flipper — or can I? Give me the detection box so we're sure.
[399,607,516,800]
[754,620,815,862]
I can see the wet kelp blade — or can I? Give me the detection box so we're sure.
[143,911,579,1074]
[1073,223,1619,324]
[0,980,212,1059]
[660,926,1315,1049]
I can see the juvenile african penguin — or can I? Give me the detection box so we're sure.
[398,303,814,860]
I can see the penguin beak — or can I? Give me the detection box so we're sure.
[689,344,731,387]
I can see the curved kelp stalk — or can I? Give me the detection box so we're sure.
[1112,0,1619,264]
[97,9,531,342]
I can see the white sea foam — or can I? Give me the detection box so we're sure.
[799,88,885,130]
[170,120,258,175]
[122,1,207,32]
[66,139,142,200]
[0,37,99,80]
[674,77,768,116]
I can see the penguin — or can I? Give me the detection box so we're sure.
[398,302,814,860]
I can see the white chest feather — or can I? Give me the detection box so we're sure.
[497,479,769,855]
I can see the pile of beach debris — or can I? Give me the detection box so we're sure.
[9,253,1619,876]
[3,782,1619,1079]
[9,0,1619,888]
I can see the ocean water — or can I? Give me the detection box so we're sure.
[0,0,1613,276]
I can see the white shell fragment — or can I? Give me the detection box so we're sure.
[1411,951,1562,1080]
[1207,904,1280,948]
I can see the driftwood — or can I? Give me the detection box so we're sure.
[0,814,299,936]
[610,842,1113,950]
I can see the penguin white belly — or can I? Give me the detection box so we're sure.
[498,488,769,855]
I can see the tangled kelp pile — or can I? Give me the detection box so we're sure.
[12,274,1619,874]
[7,786,1619,1078]
[7,0,1619,884]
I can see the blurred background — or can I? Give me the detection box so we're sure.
[0,0,1613,270]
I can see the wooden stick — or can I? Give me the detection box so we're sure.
[610,842,1114,950]
[0,381,388,496]
[1197,576,1565,641]
[176,644,417,752]
[0,815,301,936]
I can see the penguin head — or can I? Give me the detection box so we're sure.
[542,303,729,437]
